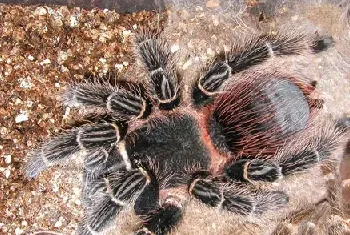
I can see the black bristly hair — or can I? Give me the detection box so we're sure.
[24,27,348,235]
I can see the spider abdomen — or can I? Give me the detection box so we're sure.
[208,73,312,158]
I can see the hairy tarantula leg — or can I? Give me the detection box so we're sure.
[135,30,180,110]
[224,159,283,183]
[62,82,152,121]
[224,120,348,182]
[82,146,130,208]
[193,33,334,105]
[135,196,184,235]
[25,122,126,178]
[84,167,152,234]
[188,172,288,215]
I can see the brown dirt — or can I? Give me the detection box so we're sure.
[0,5,164,234]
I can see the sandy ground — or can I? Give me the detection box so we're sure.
[0,5,163,234]
[1,0,350,235]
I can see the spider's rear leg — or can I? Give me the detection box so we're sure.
[80,166,154,234]
[135,30,180,110]
[188,171,288,215]
[82,145,130,208]
[25,122,127,178]
[224,120,347,183]
[135,195,185,235]
[192,32,335,106]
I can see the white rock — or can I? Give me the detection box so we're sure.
[41,58,51,65]
[3,168,10,178]
[35,7,47,16]
[26,100,33,107]
[171,44,180,53]
[27,55,34,61]
[115,63,123,71]
[15,227,23,235]
[15,112,29,123]
[99,58,107,64]
[19,77,33,89]
[122,30,132,37]
[70,15,79,28]
[58,51,68,63]
[74,199,81,205]
[54,220,62,228]
[60,66,69,73]
[4,155,11,164]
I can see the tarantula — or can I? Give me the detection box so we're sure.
[25,28,346,235]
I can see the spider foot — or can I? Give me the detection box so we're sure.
[136,196,184,235]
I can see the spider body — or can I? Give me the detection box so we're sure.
[25,28,347,235]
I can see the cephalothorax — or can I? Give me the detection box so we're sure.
[25,28,346,235]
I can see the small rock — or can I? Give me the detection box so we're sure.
[3,168,11,178]
[74,199,81,205]
[0,127,8,136]
[171,44,180,53]
[26,100,33,108]
[60,66,69,73]
[207,48,215,56]
[73,187,80,195]
[15,112,29,123]
[54,220,62,228]
[195,6,203,11]
[70,15,79,27]
[19,77,33,89]
[41,58,51,65]
[53,19,63,27]
[15,227,23,235]
[206,0,220,8]
[4,155,11,164]
[122,29,132,38]
[291,15,299,21]
[99,58,107,64]
[115,63,123,71]
[35,7,47,16]
[58,51,68,64]
[27,55,35,61]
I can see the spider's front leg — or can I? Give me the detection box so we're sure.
[25,79,152,178]
[193,32,335,105]
[188,171,288,215]
[25,121,127,178]
[135,30,181,110]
